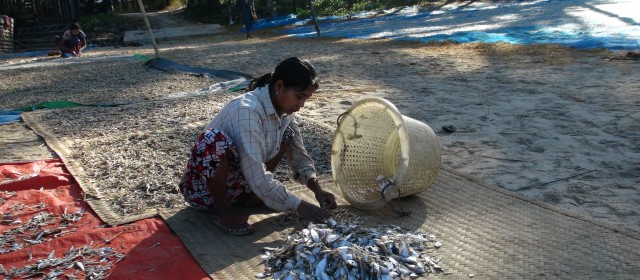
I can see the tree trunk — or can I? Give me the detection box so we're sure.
[86,0,95,13]
[99,0,113,13]
[264,0,276,18]
[308,0,319,37]
[186,0,225,19]
[73,0,80,21]
[228,0,233,24]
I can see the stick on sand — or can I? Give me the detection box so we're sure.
[516,170,597,191]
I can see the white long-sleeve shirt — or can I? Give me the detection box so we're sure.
[205,86,317,212]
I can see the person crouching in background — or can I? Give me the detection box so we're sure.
[53,23,87,58]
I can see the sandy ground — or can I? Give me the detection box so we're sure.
[1,25,639,234]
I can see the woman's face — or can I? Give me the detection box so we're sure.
[70,29,80,36]
[273,80,316,115]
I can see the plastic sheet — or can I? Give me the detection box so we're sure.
[145,57,251,80]
[0,159,209,280]
[275,0,640,50]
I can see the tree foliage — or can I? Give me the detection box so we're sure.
[185,0,226,22]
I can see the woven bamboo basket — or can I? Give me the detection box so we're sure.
[331,97,441,209]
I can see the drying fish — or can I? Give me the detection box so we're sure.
[0,245,124,279]
[61,208,85,224]
[1,200,86,255]
[26,93,334,217]
[0,191,17,206]
[272,210,303,226]
[259,210,445,279]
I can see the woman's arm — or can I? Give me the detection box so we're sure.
[285,117,318,185]
[286,117,337,209]
[233,107,303,212]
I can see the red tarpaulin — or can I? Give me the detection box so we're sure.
[0,159,209,280]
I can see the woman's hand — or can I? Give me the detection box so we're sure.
[296,200,325,223]
[306,178,337,209]
[315,190,337,209]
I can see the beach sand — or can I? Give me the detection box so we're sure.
[1,31,638,233]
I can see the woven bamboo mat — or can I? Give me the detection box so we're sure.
[0,122,57,162]
[20,95,227,225]
[162,172,640,279]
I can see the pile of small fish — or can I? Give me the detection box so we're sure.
[0,193,123,279]
[1,206,84,254]
[257,213,444,279]
[272,210,304,227]
[0,244,124,279]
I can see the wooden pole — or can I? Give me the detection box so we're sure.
[136,0,160,58]
[308,0,320,37]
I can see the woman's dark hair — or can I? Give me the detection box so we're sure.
[69,23,81,31]
[247,57,319,92]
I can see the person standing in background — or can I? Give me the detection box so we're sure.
[237,0,257,39]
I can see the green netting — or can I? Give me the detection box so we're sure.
[133,53,154,62]
[17,101,88,112]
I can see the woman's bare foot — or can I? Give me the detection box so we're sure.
[213,213,253,236]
